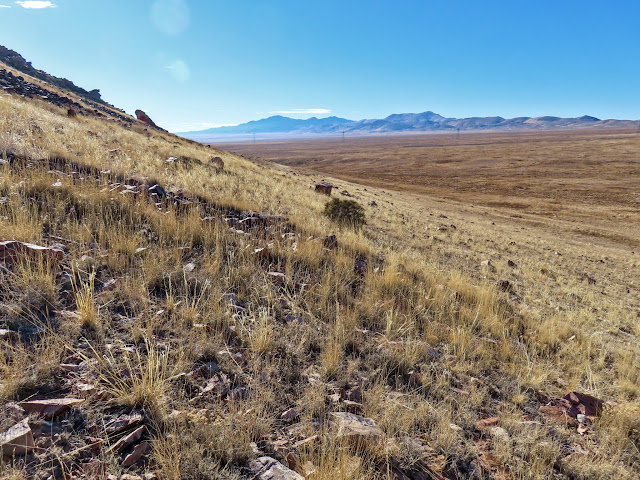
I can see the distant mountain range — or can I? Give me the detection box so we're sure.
[179,111,639,139]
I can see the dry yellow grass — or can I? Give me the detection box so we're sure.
[0,66,639,480]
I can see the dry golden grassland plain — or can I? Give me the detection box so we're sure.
[1,64,639,480]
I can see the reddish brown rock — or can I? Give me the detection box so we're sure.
[108,425,146,454]
[540,391,604,426]
[475,417,500,430]
[18,398,83,419]
[315,181,334,195]
[122,441,150,467]
[1,419,35,457]
[135,109,158,129]
[0,241,64,268]
[281,408,298,421]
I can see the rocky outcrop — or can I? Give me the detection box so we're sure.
[135,109,159,129]
[0,44,104,103]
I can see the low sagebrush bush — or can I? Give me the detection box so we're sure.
[323,198,366,229]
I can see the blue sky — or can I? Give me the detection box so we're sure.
[1,1,639,131]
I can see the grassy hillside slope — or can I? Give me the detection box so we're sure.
[0,64,638,480]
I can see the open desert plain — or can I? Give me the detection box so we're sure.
[2,1,640,480]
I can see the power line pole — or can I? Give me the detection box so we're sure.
[342,130,345,143]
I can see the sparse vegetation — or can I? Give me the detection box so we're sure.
[0,60,638,480]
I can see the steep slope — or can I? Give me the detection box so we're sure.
[0,55,638,480]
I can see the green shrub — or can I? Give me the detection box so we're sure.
[323,198,366,229]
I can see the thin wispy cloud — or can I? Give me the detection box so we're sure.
[270,108,332,115]
[16,1,56,8]
[0,5,11,8]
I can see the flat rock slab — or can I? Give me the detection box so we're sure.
[122,441,150,466]
[0,240,64,267]
[109,425,146,454]
[18,398,84,419]
[249,456,304,480]
[1,419,35,457]
[329,412,384,447]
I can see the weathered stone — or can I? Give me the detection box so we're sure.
[18,398,83,419]
[108,425,145,454]
[148,184,166,198]
[135,109,158,129]
[122,441,150,467]
[249,456,304,480]
[1,419,35,457]
[281,408,298,421]
[329,412,384,447]
[342,400,364,414]
[540,391,604,426]
[475,417,500,430]
[315,182,333,195]
[0,241,64,268]
[106,413,144,434]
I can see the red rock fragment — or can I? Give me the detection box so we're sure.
[475,417,500,430]
[122,441,150,467]
[109,425,145,454]
[0,241,64,268]
[18,398,83,419]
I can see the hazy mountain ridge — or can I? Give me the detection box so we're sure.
[180,111,639,138]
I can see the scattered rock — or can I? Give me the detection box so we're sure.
[249,456,304,480]
[507,260,517,268]
[1,419,35,457]
[122,441,150,467]
[108,425,145,454]
[148,184,166,199]
[0,240,64,268]
[18,398,83,419]
[329,412,384,447]
[106,413,144,434]
[475,417,500,430]
[315,181,333,195]
[541,391,604,422]
[368,200,378,207]
[281,409,299,421]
